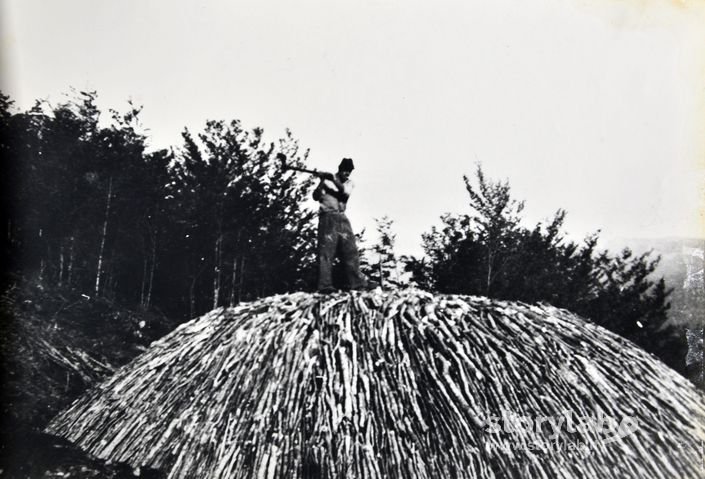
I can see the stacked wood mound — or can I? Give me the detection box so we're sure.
[46,290,705,478]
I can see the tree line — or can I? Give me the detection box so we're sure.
[404,167,682,371]
[2,91,318,319]
[1,90,685,375]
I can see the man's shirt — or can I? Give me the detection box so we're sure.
[319,178,354,213]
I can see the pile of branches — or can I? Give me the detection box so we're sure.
[1,281,173,430]
[47,290,705,478]
[1,287,112,432]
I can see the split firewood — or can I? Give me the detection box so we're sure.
[47,290,705,478]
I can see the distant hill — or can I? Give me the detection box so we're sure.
[602,237,704,388]
[605,237,704,329]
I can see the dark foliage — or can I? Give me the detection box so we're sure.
[407,165,682,372]
[0,278,171,478]
[2,91,319,322]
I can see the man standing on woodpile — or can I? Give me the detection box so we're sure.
[313,158,372,293]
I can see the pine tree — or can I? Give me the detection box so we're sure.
[369,216,401,288]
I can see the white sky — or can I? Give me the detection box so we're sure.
[2,0,704,256]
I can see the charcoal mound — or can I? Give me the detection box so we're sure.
[46,290,705,478]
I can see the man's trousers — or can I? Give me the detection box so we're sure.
[317,211,366,291]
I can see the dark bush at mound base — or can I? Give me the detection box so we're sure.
[47,289,705,478]
[0,280,175,478]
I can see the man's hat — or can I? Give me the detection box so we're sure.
[339,158,355,171]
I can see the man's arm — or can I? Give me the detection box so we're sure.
[312,180,324,201]
[319,173,351,203]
